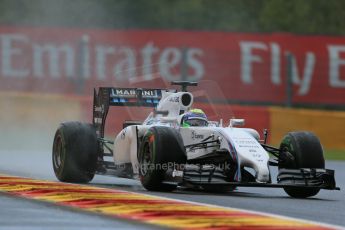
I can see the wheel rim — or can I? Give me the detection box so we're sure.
[140,141,152,176]
[53,135,63,170]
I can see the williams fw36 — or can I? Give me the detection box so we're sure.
[52,81,339,198]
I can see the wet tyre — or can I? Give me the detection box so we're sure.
[279,131,325,198]
[52,122,98,183]
[138,126,186,191]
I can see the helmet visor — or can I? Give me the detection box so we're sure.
[184,117,208,127]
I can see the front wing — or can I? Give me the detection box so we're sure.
[176,167,339,190]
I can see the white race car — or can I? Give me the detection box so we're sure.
[52,81,339,198]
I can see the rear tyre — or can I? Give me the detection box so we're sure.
[138,126,186,192]
[52,122,98,183]
[279,131,325,198]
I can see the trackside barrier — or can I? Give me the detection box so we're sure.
[0,92,83,150]
[269,107,345,149]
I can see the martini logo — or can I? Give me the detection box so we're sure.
[141,90,159,98]
[111,88,136,97]
[111,88,159,98]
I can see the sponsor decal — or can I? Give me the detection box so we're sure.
[111,88,159,98]
[94,117,102,124]
[234,139,260,148]
[168,96,180,103]
[94,105,104,113]
[111,89,137,97]
[141,90,159,98]
[172,169,183,177]
[191,130,204,140]
[120,129,126,139]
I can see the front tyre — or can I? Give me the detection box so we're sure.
[138,127,186,192]
[52,122,98,183]
[279,131,325,198]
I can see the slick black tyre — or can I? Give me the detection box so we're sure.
[52,122,98,183]
[138,126,186,192]
[279,131,325,198]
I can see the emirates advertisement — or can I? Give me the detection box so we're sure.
[0,26,345,106]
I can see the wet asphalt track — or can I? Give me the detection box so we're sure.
[0,150,344,229]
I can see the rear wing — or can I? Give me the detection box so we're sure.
[93,87,174,138]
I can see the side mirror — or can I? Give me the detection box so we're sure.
[229,119,245,127]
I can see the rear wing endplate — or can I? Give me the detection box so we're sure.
[93,87,173,138]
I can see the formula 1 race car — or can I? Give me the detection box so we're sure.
[52,81,339,198]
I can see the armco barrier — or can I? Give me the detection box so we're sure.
[269,107,345,149]
[0,92,83,124]
[0,92,83,150]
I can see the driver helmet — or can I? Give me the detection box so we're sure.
[181,108,208,127]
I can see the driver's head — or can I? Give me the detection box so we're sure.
[181,109,208,127]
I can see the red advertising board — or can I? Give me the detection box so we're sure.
[0,26,344,105]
